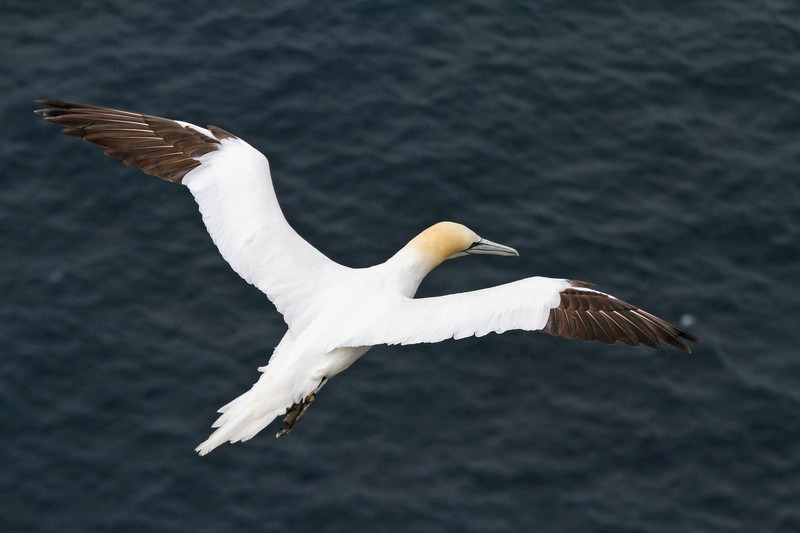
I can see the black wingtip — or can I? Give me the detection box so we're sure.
[34,99,48,116]
[35,99,73,107]
[546,284,702,353]
[34,100,97,117]
[34,99,65,117]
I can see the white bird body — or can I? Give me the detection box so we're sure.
[36,101,699,455]
[196,220,568,454]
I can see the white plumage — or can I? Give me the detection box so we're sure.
[35,100,699,455]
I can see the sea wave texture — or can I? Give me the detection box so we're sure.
[2,1,800,532]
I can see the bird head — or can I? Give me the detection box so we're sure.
[405,221,519,271]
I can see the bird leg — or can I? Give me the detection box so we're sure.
[276,394,316,437]
[276,377,328,437]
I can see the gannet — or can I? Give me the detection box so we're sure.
[35,100,700,455]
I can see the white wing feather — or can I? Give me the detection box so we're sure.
[321,277,571,351]
[180,134,347,330]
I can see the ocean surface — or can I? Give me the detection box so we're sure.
[3,1,800,531]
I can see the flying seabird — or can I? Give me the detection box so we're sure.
[35,100,699,455]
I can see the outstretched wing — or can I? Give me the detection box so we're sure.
[326,278,699,352]
[35,100,345,329]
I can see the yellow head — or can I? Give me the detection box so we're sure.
[404,221,519,271]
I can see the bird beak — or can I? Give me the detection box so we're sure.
[465,238,519,257]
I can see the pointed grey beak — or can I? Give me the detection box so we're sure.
[465,238,519,257]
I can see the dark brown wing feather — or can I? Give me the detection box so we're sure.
[34,100,234,183]
[543,281,700,352]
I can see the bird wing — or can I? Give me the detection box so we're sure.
[35,100,344,328]
[325,278,699,352]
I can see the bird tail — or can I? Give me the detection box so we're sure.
[195,338,325,455]
[195,332,363,455]
[194,372,290,455]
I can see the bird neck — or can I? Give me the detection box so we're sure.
[382,246,444,298]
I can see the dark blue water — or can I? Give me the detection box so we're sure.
[3,1,800,531]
